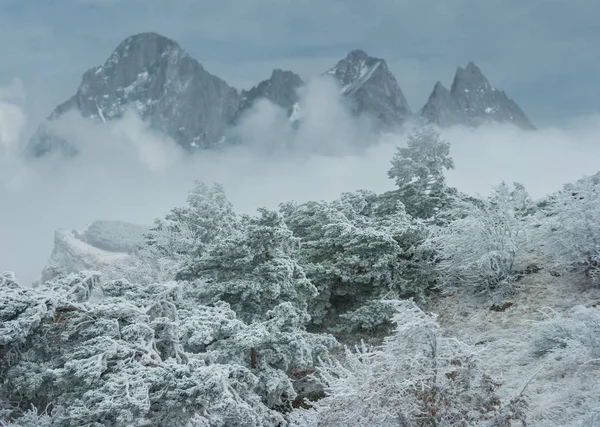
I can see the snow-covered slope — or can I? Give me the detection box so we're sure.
[431,248,600,426]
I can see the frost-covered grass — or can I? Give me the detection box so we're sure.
[430,247,600,427]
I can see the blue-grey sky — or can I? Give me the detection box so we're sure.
[1,0,599,130]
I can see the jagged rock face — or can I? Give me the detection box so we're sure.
[234,69,304,122]
[421,62,535,130]
[28,32,240,155]
[420,82,466,127]
[326,50,412,128]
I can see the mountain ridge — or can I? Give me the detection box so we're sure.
[26,33,535,156]
[421,62,535,130]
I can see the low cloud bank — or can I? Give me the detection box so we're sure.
[1,76,599,285]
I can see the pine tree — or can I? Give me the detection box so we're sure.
[387,127,455,220]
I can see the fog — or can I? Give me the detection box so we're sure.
[1,77,600,286]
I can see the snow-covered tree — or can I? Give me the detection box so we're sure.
[0,272,291,426]
[132,182,239,282]
[388,127,455,220]
[295,300,527,427]
[281,191,432,335]
[174,208,338,410]
[177,208,317,323]
[426,183,531,294]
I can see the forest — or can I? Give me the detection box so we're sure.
[2,128,600,426]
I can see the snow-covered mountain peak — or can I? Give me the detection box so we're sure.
[28,32,240,155]
[421,62,535,130]
[232,69,304,124]
[325,49,411,128]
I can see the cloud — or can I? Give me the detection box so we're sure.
[231,77,378,155]
[1,74,600,289]
[0,78,26,152]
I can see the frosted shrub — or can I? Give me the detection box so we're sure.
[281,190,431,334]
[305,300,527,427]
[542,173,600,286]
[426,183,531,294]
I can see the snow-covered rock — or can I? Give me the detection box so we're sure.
[39,220,149,283]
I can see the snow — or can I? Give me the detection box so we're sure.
[431,248,600,427]
[485,107,494,113]
[341,61,381,96]
[41,228,132,283]
[96,104,106,123]
[289,102,302,122]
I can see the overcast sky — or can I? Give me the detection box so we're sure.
[1,0,598,131]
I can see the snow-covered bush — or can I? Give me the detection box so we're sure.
[529,306,600,426]
[540,173,600,286]
[426,182,532,294]
[532,305,600,365]
[178,208,317,322]
[297,300,526,427]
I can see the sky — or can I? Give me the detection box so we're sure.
[0,0,599,132]
[1,0,600,285]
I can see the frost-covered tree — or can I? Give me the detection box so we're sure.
[174,208,337,410]
[540,173,600,286]
[426,182,531,294]
[293,300,527,427]
[132,182,239,282]
[281,190,433,335]
[388,127,455,220]
[0,272,293,426]
[177,208,317,322]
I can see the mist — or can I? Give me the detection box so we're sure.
[2,76,600,286]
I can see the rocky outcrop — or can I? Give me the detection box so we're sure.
[39,220,149,283]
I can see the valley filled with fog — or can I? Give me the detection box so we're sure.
[2,81,600,285]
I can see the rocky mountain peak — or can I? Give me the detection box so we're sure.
[27,33,538,158]
[420,81,466,127]
[28,32,240,155]
[450,62,493,102]
[326,49,412,128]
[233,69,304,124]
[421,62,535,130]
